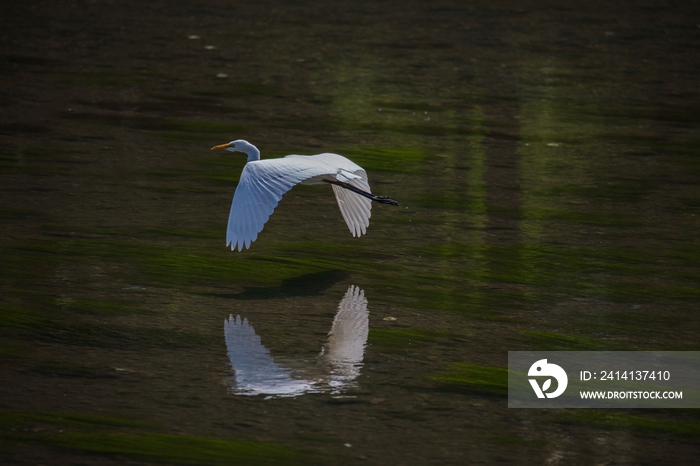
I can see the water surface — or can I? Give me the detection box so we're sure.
[1,0,699,464]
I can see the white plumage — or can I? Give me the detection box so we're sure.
[211,140,398,251]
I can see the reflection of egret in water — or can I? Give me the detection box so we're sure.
[224,285,369,397]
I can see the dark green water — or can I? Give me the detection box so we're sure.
[1,0,699,464]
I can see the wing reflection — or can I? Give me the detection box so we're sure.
[321,285,369,385]
[224,315,316,396]
[224,285,369,397]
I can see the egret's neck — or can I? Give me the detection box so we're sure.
[242,144,260,162]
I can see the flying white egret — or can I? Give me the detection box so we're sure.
[211,140,399,251]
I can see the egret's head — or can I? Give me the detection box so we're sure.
[210,139,261,162]
[210,139,249,153]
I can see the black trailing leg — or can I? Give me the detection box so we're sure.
[323,179,399,206]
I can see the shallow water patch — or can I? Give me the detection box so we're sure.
[31,360,118,379]
[520,330,631,351]
[46,431,322,466]
[199,82,285,98]
[55,69,163,88]
[0,342,31,360]
[0,411,150,430]
[429,362,508,396]
[0,305,43,328]
[368,328,464,353]
[37,321,206,350]
[337,147,428,173]
[55,298,152,316]
[545,410,700,438]
[0,411,324,465]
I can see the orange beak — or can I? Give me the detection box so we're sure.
[210,143,231,151]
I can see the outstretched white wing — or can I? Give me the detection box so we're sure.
[330,172,372,238]
[227,153,372,251]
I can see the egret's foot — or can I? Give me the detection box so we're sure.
[373,196,400,206]
[323,179,399,206]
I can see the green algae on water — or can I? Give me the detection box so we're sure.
[0,411,151,430]
[544,410,700,438]
[0,411,324,465]
[521,331,631,351]
[46,432,322,466]
[368,328,464,352]
[56,298,152,316]
[429,363,508,396]
[338,147,427,173]
[0,305,43,328]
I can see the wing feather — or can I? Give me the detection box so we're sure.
[332,186,361,236]
[330,169,372,237]
[227,155,366,251]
